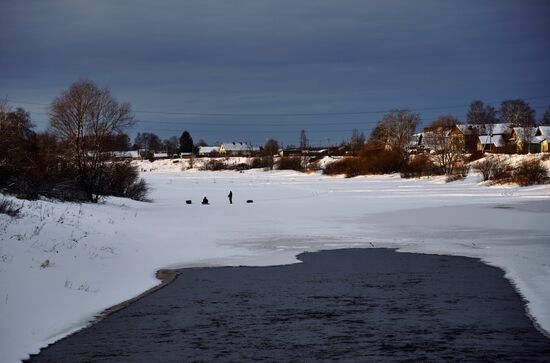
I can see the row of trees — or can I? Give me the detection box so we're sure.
[133,130,200,157]
[467,99,550,126]
[1,80,149,203]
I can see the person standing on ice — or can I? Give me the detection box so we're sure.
[228,190,233,204]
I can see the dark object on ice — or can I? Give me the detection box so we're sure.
[246,200,253,203]
[228,191,233,204]
[201,197,209,205]
[186,200,192,205]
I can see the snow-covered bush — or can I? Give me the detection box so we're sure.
[0,197,21,217]
[250,157,270,169]
[491,159,513,183]
[473,158,496,181]
[276,156,304,171]
[200,159,228,171]
[401,154,440,178]
[511,159,549,186]
[102,162,150,201]
[446,161,470,182]
[323,157,363,177]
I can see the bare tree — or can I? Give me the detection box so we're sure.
[0,105,37,193]
[424,118,464,175]
[134,132,161,156]
[49,79,134,202]
[299,129,309,149]
[349,129,365,156]
[430,115,458,128]
[370,109,420,154]
[540,106,550,126]
[264,138,279,170]
[467,101,498,125]
[500,99,535,127]
[499,100,536,154]
[163,136,179,156]
[0,97,8,116]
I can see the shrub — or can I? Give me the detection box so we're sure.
[468,150,485,162]
[250,157,270,169]
[0,197,21,217]
[491,159,513,183]
[323,158,364,177]
[446,161,470,183]
[124,178,150,201]
[401,154,439,178]
[473,158,495,181]
[472,156,514,183]
[359,148,403,174]
[230,163,251,171]
[276,156,304,171]
[100,162,150,201]
[305,160,321,172]
[511,159,549,186]
[46,179,88,201]
[200,159,227,171]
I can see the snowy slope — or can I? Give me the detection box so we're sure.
[1,161,550,362]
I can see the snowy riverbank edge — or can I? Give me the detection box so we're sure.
[1,164,550,362]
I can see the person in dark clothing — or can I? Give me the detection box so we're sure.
[228,191,233,204]
[202,197,209,205]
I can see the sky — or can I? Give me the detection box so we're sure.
[1,0,549,146]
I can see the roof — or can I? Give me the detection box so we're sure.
[422,126,453,137]
[199,146,219,154]
[512,127,539,143]
[537,126,550,139]
[111,151,139,158]
[153,152,168,158]
[478,135,506,147]
[221,142,255,152]
[456,123,512,136]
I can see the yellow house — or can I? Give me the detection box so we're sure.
[510,127,545,153]
[536,126,550,153]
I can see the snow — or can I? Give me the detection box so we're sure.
[479,135,506,147]
[1,157,550,362]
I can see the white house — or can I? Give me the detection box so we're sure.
[110,150,141,160]
[198,146,219,156]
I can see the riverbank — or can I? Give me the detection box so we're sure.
[27,249,550,362]
[2,169,550,362]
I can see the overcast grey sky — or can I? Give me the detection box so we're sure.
[1,0,549,146]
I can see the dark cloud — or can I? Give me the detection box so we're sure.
[1,0,549,145]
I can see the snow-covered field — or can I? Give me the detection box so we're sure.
[1,158,550,362]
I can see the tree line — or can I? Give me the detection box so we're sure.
[1,80,149,203]
[2,78,549,202]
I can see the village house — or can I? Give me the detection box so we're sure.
[198,146,219,156]
[153,152,169,159]
[110,150,141,160]
[412,123,546,154]
[510,127,546,154]
[535,126,550,153]
[281,147,303,157]
[454,123,513,153]
[421,125,465,152]
[219,142,259,156]
[477,135,507,153]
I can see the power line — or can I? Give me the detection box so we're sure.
[6,95,550,118]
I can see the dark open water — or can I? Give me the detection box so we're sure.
[27,249,550,362]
